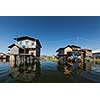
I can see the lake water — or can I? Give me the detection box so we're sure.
[0,60,100,83]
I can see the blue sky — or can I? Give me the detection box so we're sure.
[0,16,100,55]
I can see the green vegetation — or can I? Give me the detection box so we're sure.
[49,57,58,62]
[85,57,92,62]
[40,55,58,62]
[92,58,100,63]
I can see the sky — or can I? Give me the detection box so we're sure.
[0,16,100,55]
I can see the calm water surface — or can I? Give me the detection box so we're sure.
[0,60,100,83]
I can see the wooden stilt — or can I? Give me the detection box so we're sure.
[83,51,86,71]
[15,55,17,67]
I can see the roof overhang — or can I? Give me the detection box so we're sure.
[8,44,24,49]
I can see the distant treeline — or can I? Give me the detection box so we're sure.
[40,55,58,62]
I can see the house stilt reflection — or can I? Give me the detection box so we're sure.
[9,61,41,82]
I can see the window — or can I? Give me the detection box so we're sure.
[26,41,29,45]
[19,41,22,45]
[31,42,34,46]
[22,45,25,48]
[31,52,34,55]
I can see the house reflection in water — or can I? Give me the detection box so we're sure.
[9,61,15,68]
[0,59,7,63]
[85,62,92,71]
[57,60,92,78]
[9,61,41,82]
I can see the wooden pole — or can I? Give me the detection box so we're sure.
[15,55,17,67]
[83,51,86,71]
